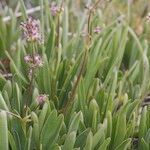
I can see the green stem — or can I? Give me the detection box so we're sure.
[56,0,64,47]
[57,14,60,48]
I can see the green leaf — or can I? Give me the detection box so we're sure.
[31,112,39,147]
[138,106,148,149]
[62,132,76,150]
[59,52,82,106]
[2,80,12,98]
[13,83,21,113]
[0,74,6,90]
[78,79,87,113]
[75,129,90,148]
[40,110,64,149]
[139,107,147,139]
[145,129,150,144]
[0,111,8,150]
[2,91,11,110]
[114,138,131,150]
[8,131,17,150]
[126,100,139,121]
[24,127,33,150]
[33,123,40,148]
[18,0,27,20]
[106,111,112,138]
[88,99,99,130]
[83,131,93,150]
[140,138,149,150]
[98,138,111,150]
[68,111,83,134]
[45,22,55,60]
[112,113,127,149]
[39,102,50,131]
[0,92,9,111]
[5,51,28,84]
[92,128,105,149]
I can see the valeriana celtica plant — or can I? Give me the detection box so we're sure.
[0,0,150,150]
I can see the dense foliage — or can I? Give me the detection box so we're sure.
[0,0,150,149]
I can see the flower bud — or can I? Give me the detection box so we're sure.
[36,94,48,105]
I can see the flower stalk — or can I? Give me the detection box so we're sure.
[60,0,102,114]
[21,17,43,111]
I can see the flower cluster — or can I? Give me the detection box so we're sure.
[93,26,102,34]
[20,17,42,43]
[24,54,43,68]
[50,2,64,16]
[50,4,59,16]
[36,94,48,105]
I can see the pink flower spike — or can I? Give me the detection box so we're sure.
[24,53,43,68]
[50,2,64,16]
[20,17,42,43]
[34,54,43,67]
[93,26,102,34]
[50,4,59,16]
[24,54,32,64]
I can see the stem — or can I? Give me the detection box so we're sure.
[25,43,35,111]
[87,0,102,40]
[59,0,101,114]
[40,0,44,42]
[56,0,64,47]
[57,14,60,47]
[88,11,92,36]
[61,48,88,114]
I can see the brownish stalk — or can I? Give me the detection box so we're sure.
[88,10,92,38]
[60,47,88,114]
[88,0,102,38]
[59,0,102,114]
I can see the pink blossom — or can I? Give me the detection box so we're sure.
[93,26,102,34]
[36,94,48,105]
[24,55,32,64]
[50,2,64,16]
[20,17,42,43]
[33,54,43,67]
[50,4,59,16]
[24,54,43,67]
